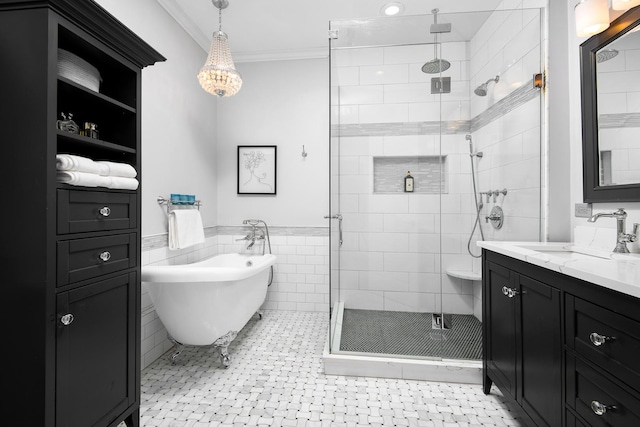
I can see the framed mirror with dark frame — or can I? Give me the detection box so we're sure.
[580,6,640,202]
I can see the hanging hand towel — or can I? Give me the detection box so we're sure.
[107,176,139,190]
[56,171,110,187]
[56,154,108,175]
[95,161,137,178]
[168,209,205,250]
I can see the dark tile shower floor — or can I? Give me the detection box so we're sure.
[339,309,483,360]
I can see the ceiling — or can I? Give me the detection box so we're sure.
[157,0,504,63]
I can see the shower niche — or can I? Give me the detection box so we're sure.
[373,156,448,194]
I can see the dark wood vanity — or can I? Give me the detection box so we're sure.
[0,1,164,425]
[483,249,640,427]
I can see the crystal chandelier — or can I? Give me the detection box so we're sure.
[198,0,242,97]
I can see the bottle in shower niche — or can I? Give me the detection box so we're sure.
[404,171,414,192]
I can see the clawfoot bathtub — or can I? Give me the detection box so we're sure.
[142,253,276,366]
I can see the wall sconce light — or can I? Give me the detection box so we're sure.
[197,0,242,97]
[612,0,640,10]
[575,0,610,37]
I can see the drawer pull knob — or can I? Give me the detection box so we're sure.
[99,251,111,262]
[99,206,111,217]
[590,332,614,346]
[501,287,519,298]
[60,313,74,326]
[591,400,615,416]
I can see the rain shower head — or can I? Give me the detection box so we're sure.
[474,75,499,96]
[421,9,451,74]
[597,49,618,63]
[422,59,450,74]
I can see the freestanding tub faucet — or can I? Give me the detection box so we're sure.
[587,208,638,253]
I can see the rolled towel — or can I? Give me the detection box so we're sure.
[57,171,110,188]
[56,154,108,175]
[95,161,137,178]
[107,176,139,190]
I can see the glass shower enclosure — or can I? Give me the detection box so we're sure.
[328,7,545,363]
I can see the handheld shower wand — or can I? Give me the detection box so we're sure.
[466,135,485,258]
[466,134,483,158]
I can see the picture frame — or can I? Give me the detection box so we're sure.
[237,145,277,195]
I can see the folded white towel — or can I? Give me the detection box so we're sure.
[56,171,110,187]
[96,161,137,178]
[107,176,139,190]
[168,209,205,251]
[56,154,108,175]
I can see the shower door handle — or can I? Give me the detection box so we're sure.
[324,214,343,247]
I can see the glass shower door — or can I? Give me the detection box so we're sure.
[327,36,341,353]
[328,8,545,362]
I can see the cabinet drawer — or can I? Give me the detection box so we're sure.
[57,234,137,286]
[566,295,640,392]
[566,353,640,426]
[57,189,137,234]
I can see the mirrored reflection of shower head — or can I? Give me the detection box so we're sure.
[421,9,451,74]
[597,49,619,63]
[474,75,499,97]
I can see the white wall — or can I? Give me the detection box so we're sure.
[566,1,640,248]
[216,59,329,227]
[95,0,219,236]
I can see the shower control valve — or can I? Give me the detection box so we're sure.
[485,206,504,230]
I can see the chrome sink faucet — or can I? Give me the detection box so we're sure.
[587,208,638,253]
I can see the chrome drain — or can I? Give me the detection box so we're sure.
[432,313,451,330]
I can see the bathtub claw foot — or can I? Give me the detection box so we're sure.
[221,352,231,368]
[213,330,237,368]
[168,338,184,365]
[256,310,263,320]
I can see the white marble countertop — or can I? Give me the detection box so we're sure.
[478,241,640,299]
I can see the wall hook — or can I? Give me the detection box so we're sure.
[301,145,308,158]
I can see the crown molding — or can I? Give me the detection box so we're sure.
[156,0,210,51]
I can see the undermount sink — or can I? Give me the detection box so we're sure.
[514,243,614,261]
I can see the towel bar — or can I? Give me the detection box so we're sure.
[157,196,202,213]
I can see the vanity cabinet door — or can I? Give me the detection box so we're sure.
[519,275,562,427]
[484,261,518,398]
[56,273,137,427]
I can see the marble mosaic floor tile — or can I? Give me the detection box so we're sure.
[137,310,522,426]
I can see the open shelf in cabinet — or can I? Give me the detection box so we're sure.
[57,79,136,151]
[58,26,137,108]
[57,131,137,166]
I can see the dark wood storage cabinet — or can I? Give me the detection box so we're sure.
[0,1,164,426]
[483,249,640,427]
